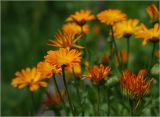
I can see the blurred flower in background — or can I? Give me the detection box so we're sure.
[146,4,160,21]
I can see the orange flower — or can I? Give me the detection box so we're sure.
[112,19,139,38]
[43,90,65,107]
[146,4,159,21]
[97,9,127,25]
[121,70,153,98]
[63,23,89,35]
[37,61,61,78]
[66,9,95,26]
[11,67,48,92]
[135,23,160,45]
[82,64,111,81]
[48,30,83,49]
[44,48,81,67]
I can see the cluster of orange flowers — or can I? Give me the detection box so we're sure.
[11,4,159,109]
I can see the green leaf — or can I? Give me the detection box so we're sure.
[105,75,119,87]
[151,64,160,75]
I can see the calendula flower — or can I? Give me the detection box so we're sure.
[48,30,83,49]
[114,50,128,64]
[37,61,61,78]
[135,23,160,45]
[63,23,89,35]
[44,48,81,67]
[121,70,153,98]
[146,4,159,21]
[43,90,65,107]
[66,9,95,26]
[97,9,127,25]
[11,67,48,92]
[82,64,111,82]
[112,19,139,38]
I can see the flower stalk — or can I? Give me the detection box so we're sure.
[107,87,110,116]
[148,42,156,71]
[53,74,65,105]
[61,65,75,115]
[72,68,81,103]
[110,26,121,73]
[72,68,85,115]
[97,85,100,115]
[126,37,130,69]
[129,99,134,116]
[30,92,36,115]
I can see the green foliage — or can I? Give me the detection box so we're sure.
[151,63,160,75]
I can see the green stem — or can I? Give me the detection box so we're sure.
[111,26,121,66]
[61,65,75,115]
[148,43,156,71]
[75,79,81,100]
[97,85,100,116]
[129,98,135,116]
[107,87,110,116]
[53,74,65,105]
[72,68,81,100]
[126,38,130,69]
[30,92,36,115]
[110,26,122,75]
[72,68,85,115]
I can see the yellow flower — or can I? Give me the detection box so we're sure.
[82,64,111,81]
[44,48,82,67]
[97,9,127,25]
[112,19,139,38]
[121,70,153,98]
[135,23,160,45]
[146,4,159,21]
[43,89,65,107]
[63,23,89,35]
[37,61,61,78]
[66,9,95,26]
[11,67,48,92]
[48,30,83,49]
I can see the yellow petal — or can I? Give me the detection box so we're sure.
[39,81,48,87]
[30,84,39,92]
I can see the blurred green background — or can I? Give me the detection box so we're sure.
[1,1,159,116]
